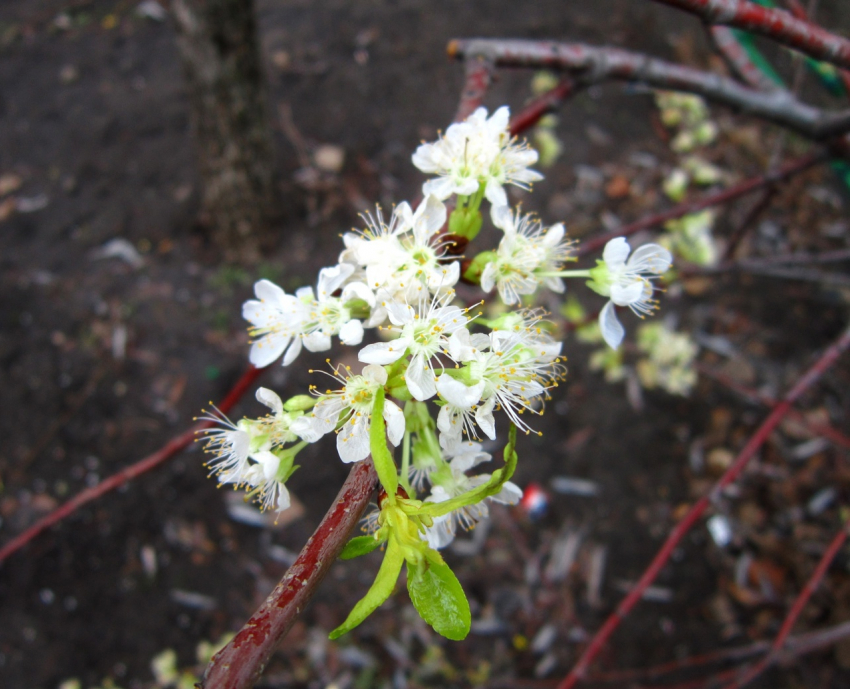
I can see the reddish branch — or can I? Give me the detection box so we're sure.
[448,39,850,140]
[454,52,496,123]
[509,79,576,136]
[708,25,781,91]
[556,323,850,689]
[697,363,850,450]
[0,365,265,566]
[576,150,826,257]
[201,459,378,689]
[720,522,850,689]
[587,620,850,684]
[654,0,850,72]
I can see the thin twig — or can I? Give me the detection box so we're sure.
[200,459,378,689]
[722,187,776,261]
[448,39,850,140]
[0,365,265,565]
[454,52,496,123]
[556,323,850,689]
[508,79,576,136]
[708,25,782,91]
[576,150,826,257]
[720,522,850,688]
[696,363,850,449]
[653,0,850,71]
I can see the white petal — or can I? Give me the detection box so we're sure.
[249,335,288,368]
[422,176,458,201]
[256,387,283,414]
[383,400,405,446]
[317,263,355,299]
[629,243,673,274]
[341,281,375,307]
[437,375,484,409]
[275,483,291,512]
[484,179,508,208]
[362,363,388,386]
[406,354,436,401]
[291,415,326,443]
[490,203,515,233]
[386,301,414,326]
[337,417,371,463]
[480,262,497,294]
[282,337,302,366]
[475,398,497,440]
[599,300,625,350]
[358,337,409,365]
[303,331,332,352]
[413,195,447,244]
[603,237,630,268]
[339,319,364,346]
[253,279,287,303]
[491,481,523,505]
[610,280,645,306]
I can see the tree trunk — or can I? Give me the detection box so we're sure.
[171,0,276,262]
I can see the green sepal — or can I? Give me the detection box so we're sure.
[407,559,471,640]
[370,387,399,498]
[448,206,483,240]
[425,424,518,519]
[329,537,404,639]
[463,250,496,285]
[340,535,383,560]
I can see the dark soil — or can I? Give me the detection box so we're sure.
[2,1,850,688]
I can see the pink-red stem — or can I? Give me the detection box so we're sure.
[556,323,850,689]
[200,459,378,689]
[654,0,850,71]
[719,523,850,688]
[0,365,265,565]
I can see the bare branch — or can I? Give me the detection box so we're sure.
[448,39,850,140]
[200,459,378,689]
[654,0,850,71]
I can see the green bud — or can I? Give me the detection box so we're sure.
[283,394,315,412]
[448,206,483,240]
[463,250,497,284]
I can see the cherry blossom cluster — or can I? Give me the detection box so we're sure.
[198,105,674,640]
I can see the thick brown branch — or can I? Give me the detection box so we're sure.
[654,0,850,71]
[201,459,378,689]
[448,39,850,140]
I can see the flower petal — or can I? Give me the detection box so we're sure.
[383,400,405,446]
[358,338,409,365]
[339,319,364,346]
[256,387,283,414]
[599,300,625,350]
[437,375,484,409]
[603,237,630,268]
[337,416,371,463]
[406,354,436,401]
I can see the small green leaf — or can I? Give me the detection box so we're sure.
[329,538,404,639]
[340,535,382,560]
[425,424,518,519]
[407,560,471,640]
[370,387,398,498]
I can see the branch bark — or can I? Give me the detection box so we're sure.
[654,0,850,71]
[448,39,850,140]
[201,459,378,689]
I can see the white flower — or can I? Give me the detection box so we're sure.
[358,290,471,401]
[436,313,565,443]
[197,408,254,485]
[412,106,543,208]
[254,387,300,448]
[241,450,291,513]
[243,280,308,367]
[587,237,673,350]
[424,442,522,549]
[243,265,374,367]
[291,363,405,463]
[481,205,575,305]
[342,196,458,322]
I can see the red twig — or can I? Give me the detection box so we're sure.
[453,51,495,123]
[449,39,850,140]
[587,620,850,684]
[556,323,850,689]
[720,522,850,689]
[696,363,850,450]
[576,150,826,257]
[0,365,265,565]
[722,187,776,261]
[200,459,378,689]
[654,0,850,71]
[509,79,576,136]
[708,25,781,91]
[786,0,850,96]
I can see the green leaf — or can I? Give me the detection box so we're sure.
[425,424,518,519]
[407,560,471,640]
[340,535,383,560]
[370,387,398,498]
[329,538,404,639]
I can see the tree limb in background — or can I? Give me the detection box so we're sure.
[448,39,850,140]
[654,0,850,71]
